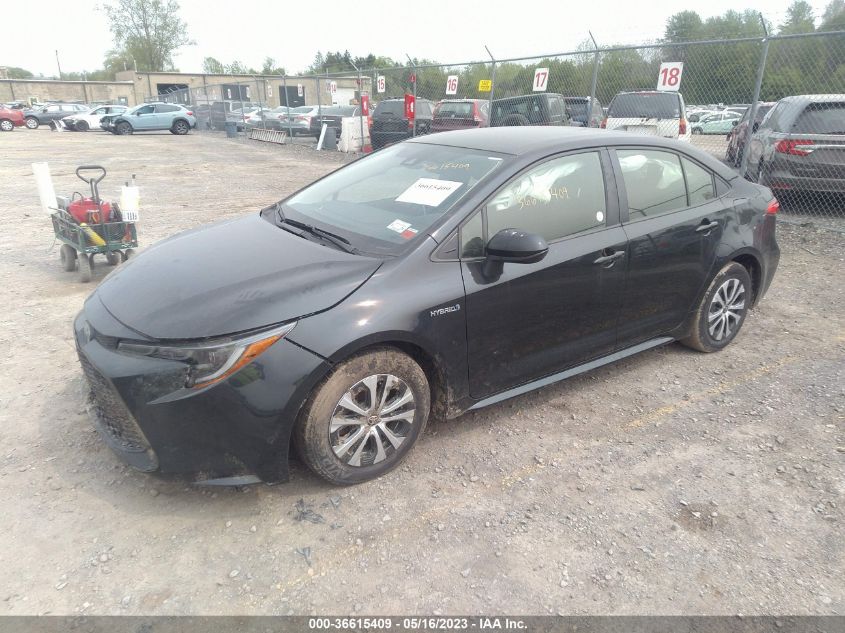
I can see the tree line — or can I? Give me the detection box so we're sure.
[3,0,843,107]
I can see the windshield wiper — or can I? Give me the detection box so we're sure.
[274,203,359,254]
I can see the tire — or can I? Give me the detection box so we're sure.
[105,251,120,266]
[171,119,190,135]
[294,348,430,485]
[60,245,77,272]
[78,254,93,283]
[25,117,39,129]
[120,249,135,261]
[681,262,752,353]
[116,121,132,135]
[501,114,530,126]
[0,119,14,132]
[692,127,703,135]
[75,120,89,132]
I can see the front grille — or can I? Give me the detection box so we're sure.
[78,351,152,454]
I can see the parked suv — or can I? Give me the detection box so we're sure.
[725,102,775,166]
[24,103,88,129]
[0,106,25,131]
[431,99,489,133]
[603,91,690,141]
[745,94,845,194]
[564,96,603,127]
[370,98,434,149]
[490,93,569,127]
[105,103,197,135]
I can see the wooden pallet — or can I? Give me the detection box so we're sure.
[248,128,288,144]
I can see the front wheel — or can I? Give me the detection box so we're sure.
[60,244,78,271]
[692,127,703,135]
[116,121,132,135]
[78,254,93,283]
[294,349,430,485]
[682,262,752,353]
[0,119,14,132]
[75,120,89,132]
[25,117,39,129]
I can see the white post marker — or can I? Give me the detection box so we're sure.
[445,75,459,95]
[297,84,303,97]
[330,81,337,95]
[377,76,386,94]
[32,162,58,214]
[657,62,684,91]
[533,68,549,92]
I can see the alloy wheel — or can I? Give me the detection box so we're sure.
[329,374,416,467]
[0,120,13,131]
[708,278,746,341]
[25,117,38,129]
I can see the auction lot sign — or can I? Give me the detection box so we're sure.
[657,61,684,91]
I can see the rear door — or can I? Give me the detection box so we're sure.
[611,147,727,347]
[461,149,627,398]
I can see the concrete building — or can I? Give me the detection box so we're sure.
[0,72,371,108]
[0,79,135,106]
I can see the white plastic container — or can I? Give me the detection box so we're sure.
[32,162,58,214]
[120,177,140,222]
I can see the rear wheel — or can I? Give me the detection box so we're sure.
[682,262,752,353]
[171,119,190,135]
[78,254,93,283]
[75,120,89,132]
[116,121,132,135]
[60,245,77,271]
[106,251,120,266]
[25,117,39,129]
[294,348,430,485]
[0,119,14,132]
[120,249,135,261]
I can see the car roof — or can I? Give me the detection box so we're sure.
[493,93,562,103]
[779,94,845,103]
[406,127,738,179]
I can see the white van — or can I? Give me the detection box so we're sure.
[602,91,690,142]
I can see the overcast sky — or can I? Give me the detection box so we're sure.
[0,0,833,77]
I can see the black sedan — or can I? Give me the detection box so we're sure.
[74,128,780,485]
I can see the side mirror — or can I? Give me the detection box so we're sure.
[483,228,548,278]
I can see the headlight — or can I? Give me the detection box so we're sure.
[117,322,296,389]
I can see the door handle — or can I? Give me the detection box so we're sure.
[593,250,625,265]
[696,220,719,233]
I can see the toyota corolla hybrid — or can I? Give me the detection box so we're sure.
[74,127,780,485]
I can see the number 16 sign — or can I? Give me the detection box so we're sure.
[657,62,683,92]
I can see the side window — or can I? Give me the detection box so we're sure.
[617,149,686,219]
[549,97,563,120]
[682,157,716,205]
[136,105,155,115]
[460,211,484,258]
[47,105,61,113]
[485,152,607,243]
[760,102,783,131]
[155,104,179,113]
[92,107,106,115]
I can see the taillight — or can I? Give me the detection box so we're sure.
[600,117,607,129]
[473,102,483,123]
[776,139,814,156]
[766,198,780,214]
[679,118,687,135]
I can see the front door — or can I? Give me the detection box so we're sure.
[132,104,157,129]
[461,149,627,399]
[611,148,726,347]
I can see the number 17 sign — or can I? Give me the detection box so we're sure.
[533,67,549,92]
[657,62,683,92]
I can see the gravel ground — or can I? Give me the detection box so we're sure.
[0,129,843,616]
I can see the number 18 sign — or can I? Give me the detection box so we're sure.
[657,62,683,92]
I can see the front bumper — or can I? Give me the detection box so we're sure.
[73,304,330,483]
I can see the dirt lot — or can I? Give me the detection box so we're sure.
[0,129,843,616]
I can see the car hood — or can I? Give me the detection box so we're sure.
[95,213,381,340]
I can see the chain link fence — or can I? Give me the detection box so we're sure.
[143,30,844,219]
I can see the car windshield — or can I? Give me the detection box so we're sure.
[281,143,507,256]
[608,93,681,118]
[435,102,474,118]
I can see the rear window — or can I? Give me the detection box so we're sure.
[491,96,546,125]
[435,102,474,118]
[608,93,681,119]
[374,101,405,116]
[564,99,588,120]
[320,107,354,116]
[793,102,845,134]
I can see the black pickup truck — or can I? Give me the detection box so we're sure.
[309,106,360,140]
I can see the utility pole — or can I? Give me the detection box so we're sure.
[55,50,63,80]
